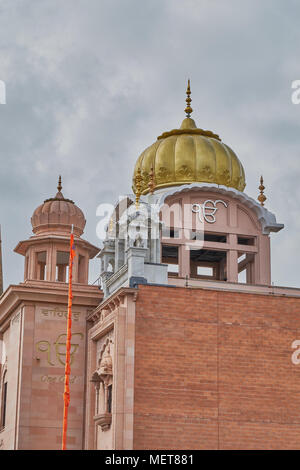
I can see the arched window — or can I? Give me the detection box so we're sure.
[92,341,113,431]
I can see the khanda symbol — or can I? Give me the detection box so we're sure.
[192,199,228,224]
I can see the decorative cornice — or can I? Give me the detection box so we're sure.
[87,287,138,326]
[14,234,100,258]
[44,196,74,204]
[0,281,102,330]
[157,127,221,141]
[94,412,112,431]
[153,182,284,235]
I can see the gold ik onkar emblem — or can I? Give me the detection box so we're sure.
[36,332,84,366]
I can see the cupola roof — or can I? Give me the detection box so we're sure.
[31,176,86,236]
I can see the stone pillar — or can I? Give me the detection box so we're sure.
[258,235,271,286]
[115,239,125,270]
[227,250,238,283]
[226,234,238,282]
[49,244,57,282]
[246,254,255,284]
[179,245,190,278]
[126,246,148,279]
[27,248,36,280]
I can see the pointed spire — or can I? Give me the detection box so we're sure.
[57,175,62,193]
[44,176,74,204]
[54,175,65,200]
[0,225,3,296]
[184,79,193,117]
[258,175,267,206]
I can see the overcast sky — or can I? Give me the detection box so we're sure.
[0,0,300,289]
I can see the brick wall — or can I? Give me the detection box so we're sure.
[133,285,300,449]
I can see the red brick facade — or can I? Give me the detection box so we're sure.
[133,285,300,449]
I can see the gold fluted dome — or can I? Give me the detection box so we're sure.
[132,84,246,195]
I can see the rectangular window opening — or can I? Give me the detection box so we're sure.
[190,249,227,281]
[204,233,227,243]
[36,251,47,280]
[162,227,180,239]
[190,231,227,243]
[56,251,69,282]
[238,269,247,284]
[190,230,204,242]
[238,236,255,246]
[78,255,85,283]
[162,245,179,277]
[197,266,214,276]
[168,264,179,274]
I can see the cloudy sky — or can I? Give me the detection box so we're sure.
[0,0,300,289]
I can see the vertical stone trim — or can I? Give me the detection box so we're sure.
[258,235,271,286]
[86,289,137,450]
[0,226,3,295]
[227,234,238,282]
[84,329,97,449]
[122,294,137,450]
[217,291,220,449]
[229,200,238,227]
[179,245,190,278]
[14,306,25,449]
[114,306,126,449]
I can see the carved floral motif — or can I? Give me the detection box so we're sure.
[201,166,214,181]
[156,167,171,183]
[176,165,193,179]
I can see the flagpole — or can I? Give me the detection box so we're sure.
[62,224,75,450]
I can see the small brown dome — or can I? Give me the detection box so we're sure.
[31,177,86,236]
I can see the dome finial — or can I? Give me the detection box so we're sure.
[258,175,267,206]
[57,175,62,193]
[184,79,193,117]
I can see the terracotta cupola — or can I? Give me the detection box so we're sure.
[14,177,99,284]
[31,176,86,237]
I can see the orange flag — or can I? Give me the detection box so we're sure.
[62,231,75,450]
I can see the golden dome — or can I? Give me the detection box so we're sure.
[132,84,246,195]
